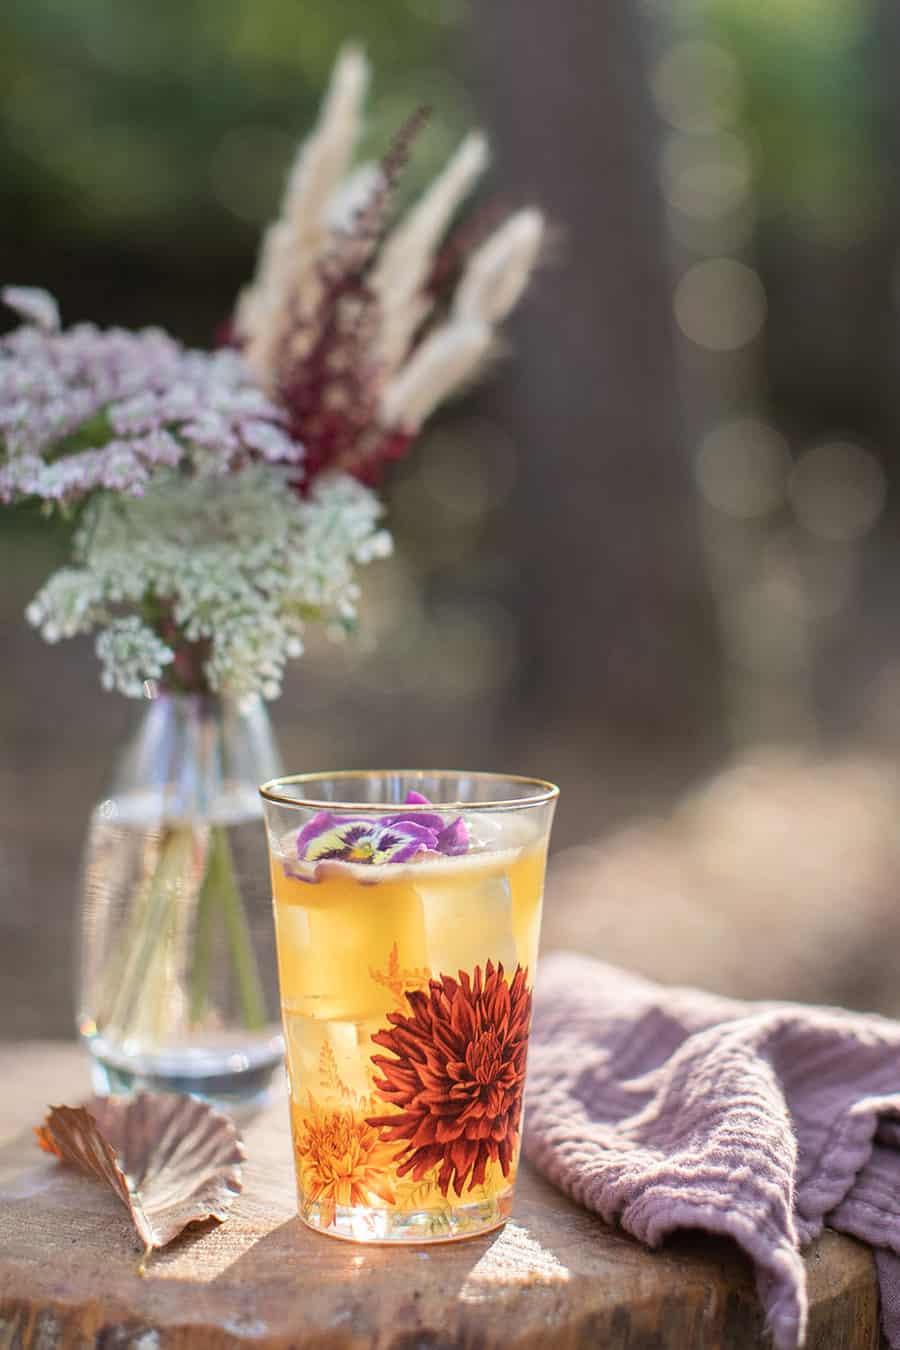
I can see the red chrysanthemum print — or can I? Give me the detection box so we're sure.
[367,961,532,1198]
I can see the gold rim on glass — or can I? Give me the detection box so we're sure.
[259,769,559,813]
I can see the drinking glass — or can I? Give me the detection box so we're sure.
[259,770,558,1243]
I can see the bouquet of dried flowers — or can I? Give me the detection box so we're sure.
[4,46,544,704]
[2,47,544,1055]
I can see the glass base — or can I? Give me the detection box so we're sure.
[298,1188,514,1243]
[84,1032,285,1115]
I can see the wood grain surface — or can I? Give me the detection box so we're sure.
[0,1042,880,1349]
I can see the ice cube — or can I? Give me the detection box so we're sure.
[284,1013,376,1106]
[462,813,503,853]
[508,843,548,973]
[282,1009,320,1099]
[274,871,428,1022]
[272,902,311,1014]
[418,857,518,980]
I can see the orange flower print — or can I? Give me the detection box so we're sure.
[369,940,430,1010]
[293,1096,398,1226]
[368,961,532,1198]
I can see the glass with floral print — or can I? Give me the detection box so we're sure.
[259,771,558,1242]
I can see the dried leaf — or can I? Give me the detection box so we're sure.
[35,1093,244,1257]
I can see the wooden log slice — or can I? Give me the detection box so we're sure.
[0,1043,879,1349]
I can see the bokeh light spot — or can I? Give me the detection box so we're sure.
[661,132,752,220]
[695,419,790,518]
[674,259,766,351]
[789,441,886,543]
[652,40,742,134]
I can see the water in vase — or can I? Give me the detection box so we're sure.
[79,784,283,1108]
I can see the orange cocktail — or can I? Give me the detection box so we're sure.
[260,772,557,1243]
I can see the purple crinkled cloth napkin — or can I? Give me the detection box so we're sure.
[523,953,900,1350]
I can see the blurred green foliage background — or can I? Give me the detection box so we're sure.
[711,0,884,242]
[8,0,900,1032]
[0,0,471,340]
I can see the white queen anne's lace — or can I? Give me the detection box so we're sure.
[5,28,545,707]
[26,467,392,701]
[94,618,175,698]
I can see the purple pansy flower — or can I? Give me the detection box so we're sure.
[296,811,438,865]
[433,815,469,856]
[383,789,446,834]
[383,790,469,855]
[295,790,469,868]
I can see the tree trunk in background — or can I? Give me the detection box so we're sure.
[466,0,724,761]
[756,0,900,742]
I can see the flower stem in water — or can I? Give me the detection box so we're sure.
[189,847,216,1027]
[103,824,200,1040]
[206,824,267,1031]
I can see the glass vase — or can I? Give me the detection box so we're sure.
[77,689,284,1109]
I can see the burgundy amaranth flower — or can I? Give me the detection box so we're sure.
[270,110,429,490]
[295,790,468,867]
[367,961,532,1197]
